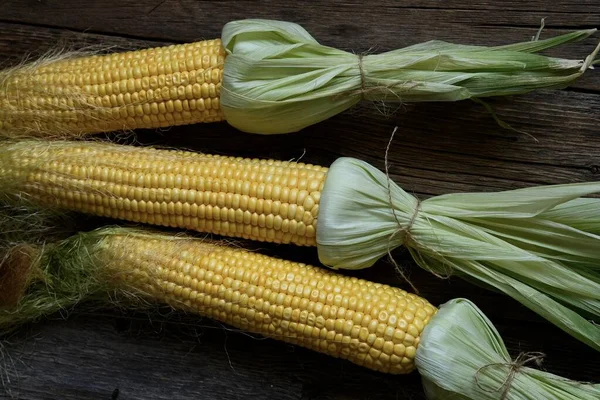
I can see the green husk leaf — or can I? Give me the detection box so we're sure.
[540,198,600,235]
[317,158,600,351]
[415,299,600,400]
[221,19,598,134]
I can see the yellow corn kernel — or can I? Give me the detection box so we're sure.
[0,40,226,137]
[100,232,437,373]
[0,141,327,246]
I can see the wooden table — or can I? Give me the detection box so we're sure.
[1,1,599,399]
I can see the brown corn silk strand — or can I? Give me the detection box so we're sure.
[0,245,38,308]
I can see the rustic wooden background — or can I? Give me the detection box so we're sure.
[1,1,600,399]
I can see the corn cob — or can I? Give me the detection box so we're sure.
[0,40,225,136]
[3,227,599,400]
[101,231,436,374]
[0,141,326,246]
[0,20,596,136]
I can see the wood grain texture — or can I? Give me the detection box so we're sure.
[1,1,600,399]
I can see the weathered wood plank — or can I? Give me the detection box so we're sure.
[0,22,167,66]
[131,89,600,197]
[3,0,599,37]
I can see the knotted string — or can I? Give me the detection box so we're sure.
[384,126,421,293]
[475,351,545,399]
[357,54,367,99]
[336,54,420,100]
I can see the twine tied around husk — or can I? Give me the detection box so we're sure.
[384,126,422,293]
[475,351,546,399]
[336,53,421,102]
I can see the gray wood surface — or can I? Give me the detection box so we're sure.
[1,1,600,399]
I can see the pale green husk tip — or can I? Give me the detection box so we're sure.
[220,19,599,134]
[416,299,600,400]
[317,157,600,351]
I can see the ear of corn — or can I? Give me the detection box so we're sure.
[106,230,436,374]
[1,20,597,138]
[0,227,437,374]
[0,140,326,245]
[2,227,599,400]
[0,40,226,137]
